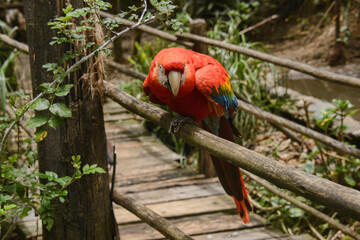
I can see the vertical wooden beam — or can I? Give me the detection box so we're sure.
[190,19,215,178]
[190,18,208,54]
[329,0,344,66]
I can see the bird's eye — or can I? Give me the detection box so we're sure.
[158,64,168,86]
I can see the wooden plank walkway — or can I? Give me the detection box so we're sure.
[104,101,313,240]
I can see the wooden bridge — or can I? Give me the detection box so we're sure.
[104,99,313,240]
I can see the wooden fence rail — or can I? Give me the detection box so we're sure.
[104,80,360,221]
[99,11,360,88]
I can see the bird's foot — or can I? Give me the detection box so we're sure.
[168,115,194,134]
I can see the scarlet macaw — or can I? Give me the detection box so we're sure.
[143,47,252,223]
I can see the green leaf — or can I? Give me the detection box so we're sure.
[63,4,73,14]
[128,5,137,11]
[48,116,64,129]
[30,98,50,111]
[55,176,72,186]
[55,84,74,97]
[26,115,49,128]
[344,175,356,187]
[20,206,32,219]
[75,169,82,179]
[16,184,26,198]
[4,204,17,211]
[82,164,90,173]
[36,173,48,179]
[42,63,58,71]
[60,190,68,196]
[89,164,98,169]
[46,217,54,231]
[150,0,176,14]
[35,128,48,142]
[49,103,72,118]
[348,109,358,116]
[118,12,127,18]
[45,171,58,180]
[289,207,304,218]
[94,167,106,174]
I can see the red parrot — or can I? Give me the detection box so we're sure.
[143,47,252,223]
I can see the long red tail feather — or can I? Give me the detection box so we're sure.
[202,117,252,223]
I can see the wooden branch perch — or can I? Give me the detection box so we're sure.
[106,62,360,159]
[104,80,360,221]
[112,191,194,240]
[244,170,360,240]
[174,33,360,88]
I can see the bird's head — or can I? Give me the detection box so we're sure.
[151,48,195,98]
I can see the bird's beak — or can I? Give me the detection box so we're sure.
[168,71,181,97]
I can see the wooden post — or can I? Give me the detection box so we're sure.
[329,0,344,66]
[190,19,215,178]
[190,18,208,54]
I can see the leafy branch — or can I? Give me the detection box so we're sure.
[0,153,106,233]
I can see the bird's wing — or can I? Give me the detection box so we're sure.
[195,64,238,116]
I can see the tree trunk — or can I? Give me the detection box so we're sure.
[23,1,117,239]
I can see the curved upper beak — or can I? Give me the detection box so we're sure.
[168,71,181,97]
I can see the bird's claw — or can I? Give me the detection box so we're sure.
[168,115,194,134]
